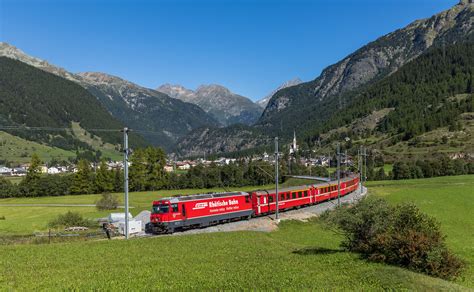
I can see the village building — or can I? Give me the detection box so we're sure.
[0,166,12,176]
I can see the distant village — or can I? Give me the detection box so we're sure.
[0,133,353,177]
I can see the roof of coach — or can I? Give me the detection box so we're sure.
[154,191,249,204]
[252,174,358,195]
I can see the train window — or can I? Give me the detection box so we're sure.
[304,191,308,197]
[269,195,274,203]
[245,195,250,203]
[298,192,303,198]
[292,193,296,199]
[280,194,285,201]
[171,203,179,213]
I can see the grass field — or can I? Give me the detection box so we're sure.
[0,175,473,290]
[0,131,76,163]
[0,184,275,235]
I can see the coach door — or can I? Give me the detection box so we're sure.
[261,195,268,213]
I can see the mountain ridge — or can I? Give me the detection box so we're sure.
[176,1,473,156]
[259,1,473,133]
[0,56,148,153]
[256,78,302,108]
[157,83,263,126]
[0,43,219,151]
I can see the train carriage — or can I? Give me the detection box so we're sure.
[252,175,360,216]
[251,185,316,216]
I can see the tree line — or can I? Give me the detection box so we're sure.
[0,148,293,198]
[1,148,472,198]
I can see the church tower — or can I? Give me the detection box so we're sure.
[289,130,298,155]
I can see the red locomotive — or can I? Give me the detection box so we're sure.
[146,174,360,234]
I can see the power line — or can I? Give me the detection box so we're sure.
[0,126,121,132]
[0,126,278,142]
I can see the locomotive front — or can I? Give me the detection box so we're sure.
[146,199,173,234]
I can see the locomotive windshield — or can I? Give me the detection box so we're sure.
[152,204,170,214]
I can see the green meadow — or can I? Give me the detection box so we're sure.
[0,175,473,290]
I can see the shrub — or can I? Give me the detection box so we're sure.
[321,197,464,280]
[48,211,95,228]
[96,193,120,211]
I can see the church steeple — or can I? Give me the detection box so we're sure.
[293,130,297,150]
[290,129,298,155]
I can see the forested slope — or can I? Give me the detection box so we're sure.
[0,57,147,150]
[307,42,473,144]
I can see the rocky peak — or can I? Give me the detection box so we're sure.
[195,84,232,96]
[0,42,78,82]
[257,78,303,108]
[157,84,195,100]
[459,0,473,5]
[157,83,262,126]
[77,72,133,87]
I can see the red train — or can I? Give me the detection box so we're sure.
[146,174,360,234]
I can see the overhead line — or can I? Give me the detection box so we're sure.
[0,126,276,142]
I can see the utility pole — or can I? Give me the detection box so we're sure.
[123,127,130,239]
[358,148,362,193]
[364,147,367,183]
[275,137,279,221]
[328,151,331,179]
[344,149,347,176]
[337,143,341,207]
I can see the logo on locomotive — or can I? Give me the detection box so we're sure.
[192,202,208,210]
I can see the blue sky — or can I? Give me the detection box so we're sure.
[0,0,456,101]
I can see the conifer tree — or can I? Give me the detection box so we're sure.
[113,168,123,192]
[25,153,42,184]
[129,148,147,191]
[71,159,94,194]
[95,159,114,193]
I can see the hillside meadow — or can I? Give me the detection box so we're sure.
[0,175,473,290]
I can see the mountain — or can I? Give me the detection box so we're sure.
[177,43,474,158]
[77,73,218,150]
[256,78,302,108]
[177,1,474,157]
[0,43,218,151]
[157,84,263,126]
[0,42,78,82]
[176,124,265,157]
[258,1,474,135]
[316,42,473,144]
[0,57,147,152]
